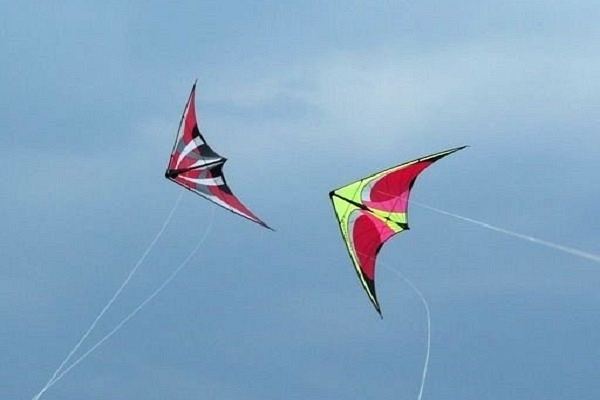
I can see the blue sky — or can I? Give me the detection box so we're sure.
[2,1,600,399]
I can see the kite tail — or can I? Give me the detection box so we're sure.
[384,265,431,400]
[34,207,215,398]
[411,200,600,264]
[31,192,184,400]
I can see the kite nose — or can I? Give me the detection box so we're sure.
[165,169,179,179]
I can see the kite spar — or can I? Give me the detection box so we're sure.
[329,146,467,315]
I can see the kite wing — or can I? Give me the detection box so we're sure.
[329,146,467,315]
[165,83,271,230]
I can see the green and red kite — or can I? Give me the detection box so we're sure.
[329,146,466,315]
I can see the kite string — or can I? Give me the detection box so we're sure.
[409,199,600,264]
[361,184,600,264]
[353,245,431,400]
[382,264,431,400]
[34,207,215,399]
[31,192,183,400]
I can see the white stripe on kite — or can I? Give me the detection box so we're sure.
[175,136,206,168]
[178,175,225,187]
[191,190,260,223]
[188,156,222,169]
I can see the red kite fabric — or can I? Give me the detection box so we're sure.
[165,83,271,230]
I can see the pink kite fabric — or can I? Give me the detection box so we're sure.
[329,146,467,315]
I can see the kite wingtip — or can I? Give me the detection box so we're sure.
[259,221,276,231]
[441,145,469,158]
[373,302,383,318]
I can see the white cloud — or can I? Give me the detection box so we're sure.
[195,38,600,158]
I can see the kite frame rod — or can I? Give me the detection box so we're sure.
[165,158,226,177]
[330,192,410,229]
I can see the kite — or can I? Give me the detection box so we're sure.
[165,82,271,230]
[329,146,467,315]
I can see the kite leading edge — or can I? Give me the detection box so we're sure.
[329,146,467,315]
[165,82,272,230]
